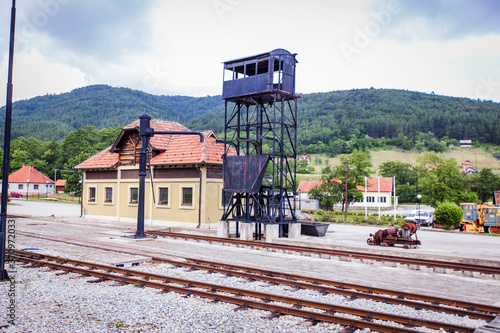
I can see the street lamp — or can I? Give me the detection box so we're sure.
[298,189,301,211]
[416,194,422,224]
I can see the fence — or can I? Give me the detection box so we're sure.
[26,193,81,203]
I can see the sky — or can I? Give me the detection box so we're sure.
[0,0,499,106]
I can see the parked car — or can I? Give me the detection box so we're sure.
[404,210,433,226]
[9,192,22,198]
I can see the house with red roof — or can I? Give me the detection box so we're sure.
[298,154,310,166]
[1,165,55,196]
[297,177,394,209]
[55,179,67,193]
[75,118,234,226]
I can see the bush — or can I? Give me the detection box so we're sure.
[312,210,404,227]
[434,202,463,230]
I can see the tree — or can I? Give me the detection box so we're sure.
[310,150,372,217]
[297,159,314,174]
[434,202,463,230]
[379,161,417,186]
[395,183,417,203]
[470,168,500,203]
[321,165,332,175]
[417,152,476,207]
[379,161,418,203]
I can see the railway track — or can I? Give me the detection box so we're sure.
[147,229,500,276]
[11,249,492,333]
[13,230,500,316]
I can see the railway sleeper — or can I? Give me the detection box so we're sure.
[111,280,127,287]
[70,273,90,279]
[262,310,282,320]
[234,302,249,311]
[87,276,107,283]
[299,317,319,327]
[339,323,358,333]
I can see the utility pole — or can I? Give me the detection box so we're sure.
[0,0,16,281]
[344,164,348,223]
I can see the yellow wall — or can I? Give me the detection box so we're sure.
[81,166,224,226]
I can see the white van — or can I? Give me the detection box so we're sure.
[405,210,433,226]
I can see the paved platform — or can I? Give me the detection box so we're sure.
[7,199,500,264]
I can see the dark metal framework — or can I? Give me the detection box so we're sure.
[221,49,299,227]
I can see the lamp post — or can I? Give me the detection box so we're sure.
[298,189,301,211]
[416,194,422,224]
[26,179,29,201]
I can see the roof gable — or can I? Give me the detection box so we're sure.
[111,119,190,153]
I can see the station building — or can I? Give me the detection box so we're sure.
[75,119,233,227]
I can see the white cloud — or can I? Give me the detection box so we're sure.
[0,49,86,102]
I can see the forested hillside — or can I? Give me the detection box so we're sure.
[1,85,499,146]
[298,89,500,146]
[2,85,223,142]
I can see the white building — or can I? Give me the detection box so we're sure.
[2,165,55,196]
[297,177,394,209]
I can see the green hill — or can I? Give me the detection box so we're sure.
[1,85,499,146]
[1,85,224,142]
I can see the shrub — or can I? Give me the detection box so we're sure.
[434,202,463,230]
[316,209,325,215]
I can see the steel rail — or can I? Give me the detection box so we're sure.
[188,258,500,316]
[12,250,476,333]
[11,248,493,320]
[173,259,495,320]
[147,230,500,275]
[15,230,500,316]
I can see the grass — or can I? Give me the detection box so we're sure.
[301,147,500,176]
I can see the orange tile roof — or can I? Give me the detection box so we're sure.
[150,131,228,165]
[55,179,67,187]
[75,119,235,170]
[3,165,54,184]
[297,180,320,193]
[361,177,393,192]
[297,177,393,193]
[74,145,119,169]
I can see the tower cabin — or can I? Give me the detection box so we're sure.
[222,48,298,102]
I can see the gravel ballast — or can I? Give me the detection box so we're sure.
[0,246,489,332]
